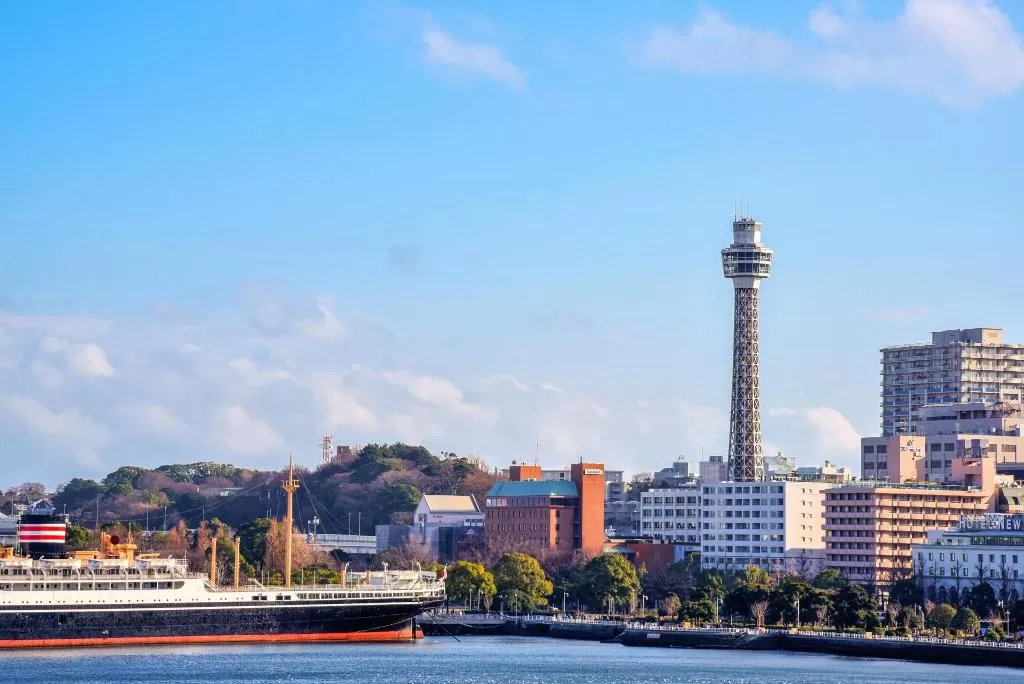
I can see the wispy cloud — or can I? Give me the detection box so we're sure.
[422,26,525,90]
[640,0,1024,107]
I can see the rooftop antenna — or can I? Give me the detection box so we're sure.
[534,433,540,467]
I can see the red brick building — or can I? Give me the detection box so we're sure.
[485,462,605,555]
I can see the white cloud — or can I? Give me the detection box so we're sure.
[40,337,116,377]
[115,404,187,438]
[479,374,530,392]
[0,395,108,467]
[422,27,525,89]
[210,405,284,455]
[382,370,498,427]
[803,407,862,452]
[641,0,1024,107]
[228,357,295,387]
[539,382,566,393]
[311,374,378,429]
[768,406,862,460]
[296,297,348,343]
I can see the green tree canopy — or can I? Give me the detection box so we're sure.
[52,478,104,514]
[724,564,773,617]
[890,579,923,608]
[445,560,496,606]
[812,567,847,590]
[492,552,553,611]
[679,599,716,624]
[968,582,998,617]
[926,603,957,633]
[580,553,641,612]
[65,523,92,550]
[833,584,876,629]
[236,518,273,567]
[952,606,981,635]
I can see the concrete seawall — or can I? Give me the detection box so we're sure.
[621,628,1024,668]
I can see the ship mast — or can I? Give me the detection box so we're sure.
[281,452,300,588]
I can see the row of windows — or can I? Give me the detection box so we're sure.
[702,485,785,495]
[640,509,699,517]
[641,496,699,505]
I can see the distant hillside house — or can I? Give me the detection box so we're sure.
[411,495,484,563]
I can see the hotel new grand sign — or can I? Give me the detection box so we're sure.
[958,514,1024,532]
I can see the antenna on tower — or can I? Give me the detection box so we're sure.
[321,434,334,464]
[533,433,540,467]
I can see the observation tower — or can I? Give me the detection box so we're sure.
[721,214,773,482]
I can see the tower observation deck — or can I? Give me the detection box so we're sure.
[721,216,773,482]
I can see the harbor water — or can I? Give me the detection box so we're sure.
[7,635,1024,683]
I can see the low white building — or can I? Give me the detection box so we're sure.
[912,513,1024,604]
[639,486,701,549]
[700,480,830,576]
[411,495,484,562]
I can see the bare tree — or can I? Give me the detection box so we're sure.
[998,558,1014,605]
[924,599,935,616]
[815,604,829,628]
[886,601,901,630]
[660,594,682,618]
[751,601,770,629]
[988,610,1004,631]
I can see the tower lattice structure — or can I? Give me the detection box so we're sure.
[721,215,773,482]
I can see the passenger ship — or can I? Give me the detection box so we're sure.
[0,458,445,648]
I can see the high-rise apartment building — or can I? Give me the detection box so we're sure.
[700,480,830,575]
[639,485,701,550]
[863,402,1024,483]
[825,453,996,587]
[722,215,773,481]
[880,328,1024,437]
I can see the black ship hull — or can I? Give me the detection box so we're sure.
[0,597,445,648]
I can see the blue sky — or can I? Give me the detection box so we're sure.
[2,0,1023,486]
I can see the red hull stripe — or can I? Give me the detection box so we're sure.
[0,628,420,649]
[17,534,66,541]
[18,525,66,531]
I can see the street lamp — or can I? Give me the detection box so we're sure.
[641,594,648,615]
[563,591,568,615]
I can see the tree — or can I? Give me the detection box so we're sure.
[889,578,923,608]
[725,564,773,618]
[812,567,847,591]
[52,478,104,515]
[65,523,93,550]
[236,518,273,568]
[833,584,876,630]
[492,552,553,611]
[659,593,681,618]
[952,606,981,636]
[926,603,957,634]
[446,561,496,608]
[968,582,998,617]
[680,599,716,624]
[580,553,641,613]
[751,600,770,628]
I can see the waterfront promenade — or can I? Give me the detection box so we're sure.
[419,612,1024,667]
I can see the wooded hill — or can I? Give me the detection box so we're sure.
[49,444,498,534]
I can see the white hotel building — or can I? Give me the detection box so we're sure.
[639,486,701,550]
[912,513,1024,604]
[700,481,831,575]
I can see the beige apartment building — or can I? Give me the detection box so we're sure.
[863,402,1024,483]
[881,328,1024,437]
[825,453,997,587]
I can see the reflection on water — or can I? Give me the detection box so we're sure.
[7,636,1024,683]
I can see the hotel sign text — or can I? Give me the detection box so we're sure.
[958,514,1024,532]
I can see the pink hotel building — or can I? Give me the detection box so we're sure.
[825,435,997,587]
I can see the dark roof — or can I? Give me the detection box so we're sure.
[486,480,579,498]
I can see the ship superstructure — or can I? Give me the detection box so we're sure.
[0,455,445,648]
